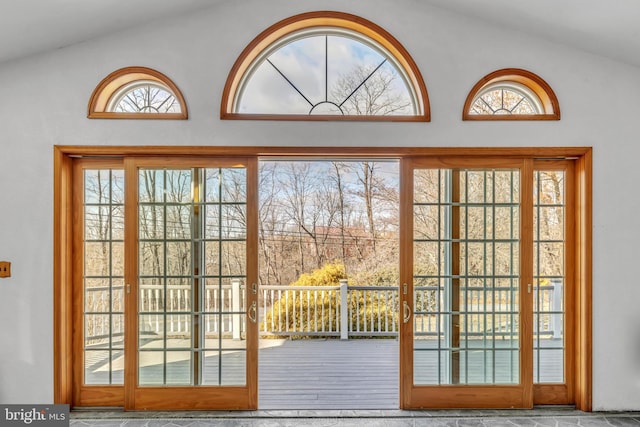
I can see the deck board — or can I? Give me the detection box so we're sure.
[258,339,399,410]
[85,338,563,409]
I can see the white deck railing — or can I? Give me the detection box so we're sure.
[85,279,562,343]
[259,280,399,339]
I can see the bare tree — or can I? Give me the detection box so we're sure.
[331,64,412,116]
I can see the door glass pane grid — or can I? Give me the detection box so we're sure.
[533,171,565,383]
[413,168,520,385]
[201,167,247,386]
[83,169,125,385]
[138,168,195,386]
[137,167,248,387]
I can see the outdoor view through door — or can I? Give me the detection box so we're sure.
[256,160,401,409]
[63,150,586,411]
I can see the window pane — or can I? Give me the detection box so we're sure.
[236,33,416,116]
[82,168,124,385]
[534,170,566,384]
[413,168,520,385]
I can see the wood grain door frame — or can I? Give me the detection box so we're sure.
[400,156,534,409]
[72,158,126,407]
[532,160,575,405]
[123,156,259,411]
[54,146,592,411]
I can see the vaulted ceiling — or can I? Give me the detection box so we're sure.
[1,0,639,67]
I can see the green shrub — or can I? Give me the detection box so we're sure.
[261,263,398,337]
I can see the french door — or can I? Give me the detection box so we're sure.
[400,157,576,408]
[72,156,258,410]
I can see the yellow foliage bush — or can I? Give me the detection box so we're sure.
[261,263,398,337]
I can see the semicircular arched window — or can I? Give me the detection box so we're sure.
[463,68,560,121]
[88,66,188,119]
[221,11,430,121]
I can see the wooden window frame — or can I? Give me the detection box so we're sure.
[54,146,591,410]
[463,69,560,121]
[220,11,430,122]
[88,66,188,120]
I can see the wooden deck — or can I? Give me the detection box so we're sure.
[258,339,399,410]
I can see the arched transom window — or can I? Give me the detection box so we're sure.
[463,68,560,121]
[221,11,430,121]
[88,66,188,119]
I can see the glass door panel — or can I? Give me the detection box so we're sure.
[83,168,126,385]
[532,162,574,405]
[402,158,532,408]
[74,161,126,407]
[533,170,564,383]
[127,158,257,410]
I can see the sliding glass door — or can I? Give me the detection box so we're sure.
[401,157,534,408]
[73,157,258,410]
[65,149,584,410]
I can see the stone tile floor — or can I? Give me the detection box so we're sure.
[70,409,640,426]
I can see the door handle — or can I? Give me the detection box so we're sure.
[403,301,411,324]
[248,301,257,323]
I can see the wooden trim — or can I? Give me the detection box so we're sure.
[54,145,592,159]
[407,156,525,169]
[403,386,530,409]
[463,115,559,122]
[121,156,251,168]
[533,384,571,405]
[73,387,125,408]
[53,147,74,404]
[574,149,592,411]
[123,158,138,410]
[462,68,560,121]
[402,157,533,409]
[564,161,576,404]
[54,146,591,411]
[521,158,535,408]
[398,157,414,409]
[124,156,259,410]
[531,160,576,406]
[88,66,188,120]
[220,11,430,122]
[246,156,259,409]
[72,160,85,407]
[133,387,255,410]
[88,112,187,120]
[221,113,428,122]
[72,160,126,407]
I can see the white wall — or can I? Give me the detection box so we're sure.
[0,0,638,410]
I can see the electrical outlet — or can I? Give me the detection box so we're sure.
[0,261,11,278]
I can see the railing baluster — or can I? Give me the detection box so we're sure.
[378,290,382,332]
[358,290,362,333]
[299,290,303,332]
[255,284,399,338]
[321,290,325,332]
[307,290,311,333]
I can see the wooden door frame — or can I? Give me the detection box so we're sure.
[123,156,259,410]
[72,158,126,407]
[400,156,534,409]
[531,160,576,405]
[54,146,592,411]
